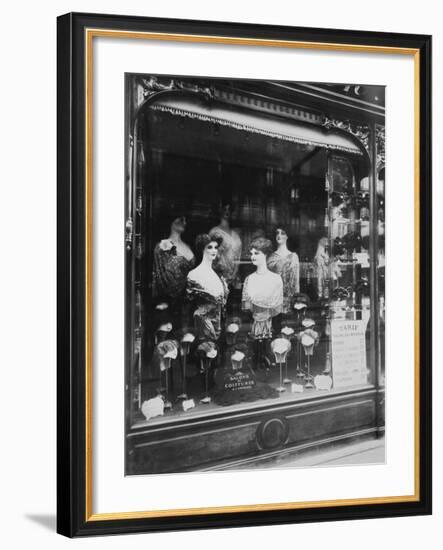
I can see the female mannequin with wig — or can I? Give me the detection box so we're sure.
[242,238,283,339]
[267,226,300,313]
[314,237,329,299]
[209,201,242,286]
[186,234,229,342]
[152,212,195,301]
[313,236,341,299]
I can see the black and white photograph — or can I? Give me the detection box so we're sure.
[53,8,431,539]
[1,0,436,543]
[124,74,386,475]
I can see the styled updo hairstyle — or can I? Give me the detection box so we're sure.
[210,199,236,225]
[157,204,187,240]
[194,233,223,263]
[249,237,274,258]
[273,224,293,246]
[219,199,235,213]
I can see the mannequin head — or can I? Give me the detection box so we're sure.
[249,237,273,268]
[203,241,219,263]
[170,215,187,235]
[216,200,235,224]
[318,237,328,250]
[221,202,232,220]
[273,225,291,248]
[158,206,188,239]
[195,233,222,264]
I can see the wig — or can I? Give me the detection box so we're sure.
[157,204,188,239]
[249,237,274,258]
[211,199,236,221]
[272,225,294,248]
[194,233,223,261]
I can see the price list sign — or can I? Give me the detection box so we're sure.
[331,319,369,388]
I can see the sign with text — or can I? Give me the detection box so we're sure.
[222,369,256,392]
[331,319,369,388]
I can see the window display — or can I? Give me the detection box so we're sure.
[125,74,385,474]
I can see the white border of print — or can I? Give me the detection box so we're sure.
[92,36,414,514]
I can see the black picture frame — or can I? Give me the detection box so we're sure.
[57,11,432,537]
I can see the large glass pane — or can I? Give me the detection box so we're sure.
[326,155,373,389]
[125,79,382,430]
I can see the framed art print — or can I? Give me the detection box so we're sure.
[57,12,432,537]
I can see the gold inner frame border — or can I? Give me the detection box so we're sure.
[84,27,421,522]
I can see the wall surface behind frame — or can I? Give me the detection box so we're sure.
[0,0,440,548]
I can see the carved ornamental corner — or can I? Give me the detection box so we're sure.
[137,76,214,106]
[322,117,385,169]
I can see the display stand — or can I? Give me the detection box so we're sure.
[162,355,173,410]
[304,352,314,389]
[178,333,195,400]
[271,338,291,393]
[281,326,295,384]
[197,344,218,404]
[253,337,271,374]
[293,302,307,379]
[300,328,318,389]
[200,355,214,404]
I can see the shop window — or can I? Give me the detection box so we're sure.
[125,80,382,429]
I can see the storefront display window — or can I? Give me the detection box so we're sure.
[125,75,385,473]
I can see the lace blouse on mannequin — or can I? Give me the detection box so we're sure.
[153,214,195,300]
[153,241,195,299]
[242,238,283,339]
